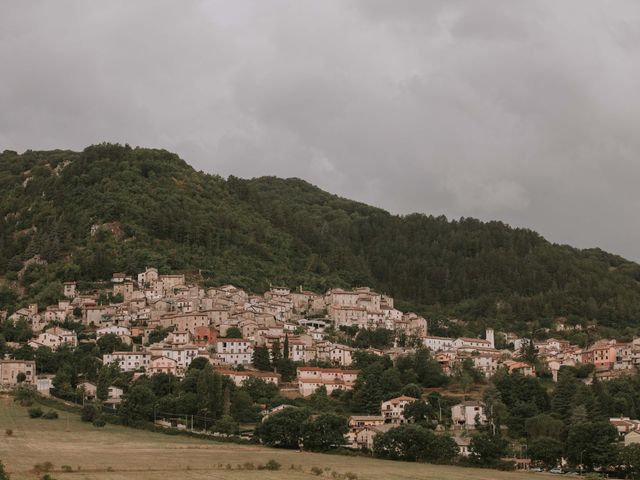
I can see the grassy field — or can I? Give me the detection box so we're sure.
[0,396,545,480]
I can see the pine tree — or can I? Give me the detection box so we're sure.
[551,370,577,423]
[252,346,272,371]
[271,339,282,365]
[283,334,290,360]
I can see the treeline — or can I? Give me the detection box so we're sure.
[2,144,640,337]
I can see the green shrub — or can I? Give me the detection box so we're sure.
[28,407,43,418]
[264,459,281,471]
[243,462,255,470]
[61,465,72,472]
[80,404,96,422]
[5,428,13,436]
[311,466,323,475]
[43,410,59,420]
[33,461,53,472]
[93,417,106,428]
[345,473,358,480]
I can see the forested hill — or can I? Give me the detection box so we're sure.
[1,143,640,337]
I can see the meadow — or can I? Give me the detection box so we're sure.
[0,396,545,480]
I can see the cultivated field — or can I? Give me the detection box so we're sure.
[0,396,543,480]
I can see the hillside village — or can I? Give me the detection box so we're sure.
[3,266,640,467]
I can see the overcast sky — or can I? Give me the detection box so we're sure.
[2,1,640,261]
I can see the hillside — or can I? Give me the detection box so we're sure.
[1,143,640,337]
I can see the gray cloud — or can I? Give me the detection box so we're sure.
[2,0,640,260]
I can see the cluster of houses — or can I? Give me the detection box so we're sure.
[343,396,487,453]
[2,266,640,403]
[4,266,640,461]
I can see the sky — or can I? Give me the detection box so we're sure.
[2,1,640,260]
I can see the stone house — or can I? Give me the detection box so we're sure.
[0,359,35,387]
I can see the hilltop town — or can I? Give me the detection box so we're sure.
[3,266,640,472]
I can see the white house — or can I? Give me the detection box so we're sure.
[381,395,419,424]
[297,367,359,397]
[422,336,454,351]
[103,351,151,372]
[451,401,487,429]
[215,338,254,366]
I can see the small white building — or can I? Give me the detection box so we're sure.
[451,401,487,429]
[422,336,454,351]
[217,369,280,387]
[215,338,254,366]
[297,367,359,397]
[0,359,36,387]
[103,351,151,372]
[381,395,419,424]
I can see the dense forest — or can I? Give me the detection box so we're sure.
[1,143,640,338]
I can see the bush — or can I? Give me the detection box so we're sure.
[5,428,13,436]
[93,417,106,428]
[28,407,43,418]
[263,459,281,471]
[14,386,36,406]
[345,473,358,480]
[311,466,323,475]
[33,461,53,472]
[80,404,97,422]
[43,410,59,420]
[243,462,255,470]
[61,465,72,472]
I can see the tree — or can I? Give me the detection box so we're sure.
[119,384,157,425]
[402,383,422,399]
[14,386,36,406]
[302,413,348,451]
[213,415,238,435]
[566,420,617,470]
[620,443,640,480]
[525,414,564,440]
[187,357,209,371]
[373,424,457,463]
[149,372,178,397]
[16,372,26,383]
[308,385,330,411]
[551,369,578,422]
[404,400,435,426]
[52,364,76,396]
[469,432,509,466]
[231,390,261,423]
[271,339,282,364]
[252,346,272,371]
[283,334,289,360]
[255,408,310,448]
[196,364,223,419]
[97,334,130,355]
[96,364,119,401]
[81,404,98,423]
[148,327,170,345]
[274,358,296,382]
[242,377,280,404]
[528,436,563,469]
[224,327,242,338]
